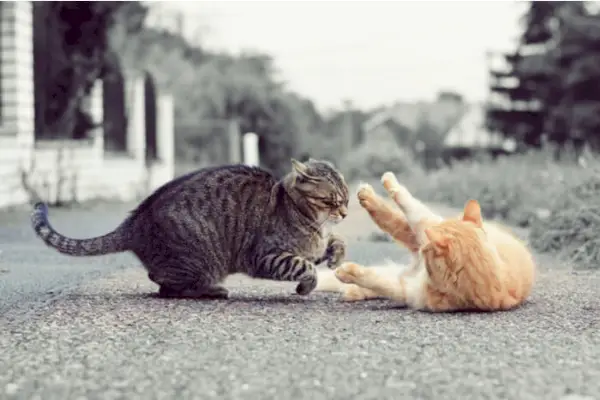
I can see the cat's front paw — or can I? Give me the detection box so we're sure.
[357,183,377,209]
[296,277,317,295]
[326,236,346,269]
[335,262,366,284]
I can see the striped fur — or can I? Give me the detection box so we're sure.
[30,159,350,299]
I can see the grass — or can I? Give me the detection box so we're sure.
[398,151,599,228]
[354,148,600,269]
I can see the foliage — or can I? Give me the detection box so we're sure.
[544,7,600,150]
[340,127,419,183]
[108,10,331,176]
[34,1,136,140]
[349,142,600,268]
[486,1,600,152]
[299,109,371,168]
[529,173,600,269]
[394,148,598,228]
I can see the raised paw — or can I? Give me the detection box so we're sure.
[326,236,346,269]
[381,172,412,203]
[381,171,402,193]
[357,183,377,209]
[335,262,366,284]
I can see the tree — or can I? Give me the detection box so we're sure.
[34,1,137,140]
[544,6,600,150]
[485,2,568,147]
[486,1,600,152]
[108,8,340,174]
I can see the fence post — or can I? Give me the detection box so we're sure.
[125,72,146,163]
[89,79,104,165]
[156,93,174,180]
[243,132,259,167]
[227,120,241,164]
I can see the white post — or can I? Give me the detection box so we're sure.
[227,120,241,164]
[243,132,259,167]
[89,79,104,165]
[125,73,146,163]
[156,94,174,165]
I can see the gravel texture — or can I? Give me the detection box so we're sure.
[1,201,599,400]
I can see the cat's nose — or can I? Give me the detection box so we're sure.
[339,206,348,219]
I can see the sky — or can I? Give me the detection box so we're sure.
[146,1,527,112]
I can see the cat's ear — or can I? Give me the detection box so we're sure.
[463,199,483,227]
[291,158,309,175]
[424,227,449,248]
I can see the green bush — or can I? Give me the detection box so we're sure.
[400,149,600,268]
[529,173,600,269]
[397,150,598,228]
[343,144,600,267]
[340,131,420,182]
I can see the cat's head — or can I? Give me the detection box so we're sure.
[287,158,349,223]
[420,200,491,286]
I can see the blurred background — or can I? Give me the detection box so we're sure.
[128,1,600,176]
[3,1,600,266]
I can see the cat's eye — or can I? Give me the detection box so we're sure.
[323,199,340,208]
[329,196,341,208]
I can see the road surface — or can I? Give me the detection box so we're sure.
[0,201,598,400]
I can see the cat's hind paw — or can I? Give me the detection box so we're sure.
[341,284,368,301]
[335,262,366,284]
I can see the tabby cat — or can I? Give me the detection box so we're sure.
[31,159,349,299]
[323,172,536,312]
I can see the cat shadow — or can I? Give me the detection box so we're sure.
[64,292,537,315]
[122,292,404,311]
[363,298,538,314]
[124,291,338,305]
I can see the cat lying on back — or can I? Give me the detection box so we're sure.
[315,172,536,312]
[31,158,349,299]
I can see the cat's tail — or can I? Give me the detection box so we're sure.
[31,202,130,256]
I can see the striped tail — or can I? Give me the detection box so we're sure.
[31,202,129,257]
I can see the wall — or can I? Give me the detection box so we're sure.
[0,2,175,209]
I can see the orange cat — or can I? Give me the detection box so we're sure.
[322,172,536,312]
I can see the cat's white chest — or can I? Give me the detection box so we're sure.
[315,230,329,255]
[321,223,334,237]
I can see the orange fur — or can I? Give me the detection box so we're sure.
[357,184,419,252]
[334,173,537,312]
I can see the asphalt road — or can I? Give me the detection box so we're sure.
[0,202,599,400]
